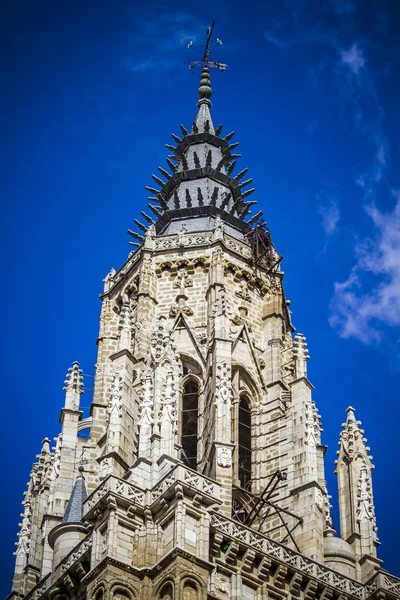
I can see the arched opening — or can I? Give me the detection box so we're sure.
[182,582,198,600]
[181,380,199,470]
[159,582,174,600]
[238,395,252,489]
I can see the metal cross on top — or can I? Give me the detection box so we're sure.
[185,21,228,72]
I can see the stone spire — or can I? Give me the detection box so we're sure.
[48,467,88,570]
[62,467,87,524]
[127,25,262,245]
[335,406,379,569]
[63,361,84,410]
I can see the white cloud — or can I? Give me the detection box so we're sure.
[318,196,340,236]
[341,43,365,74]
[330,192,400,343]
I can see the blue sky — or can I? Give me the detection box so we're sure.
[1,0,400,592]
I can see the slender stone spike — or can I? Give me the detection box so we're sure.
[239,201,257,218]
[167,155,177,161]
[230,197,242,215]
[185,189,192,208]
[127,230,144,242]
[145,186,161,195]
[181,155,189,170]
[215,124,223,136]
[220,192,232,211]
[197,187,204,206]
[193,152,201,169]
[227,160,236,176]
[242,187,256,198]
[192,121,199,133]
[148,204,163,217]
[129,242,141,248]
[180,124,189,136]
[210,186,219,206]
[204,119,210,132]
[148,196,160,202]
[141,211,155,225]
[158,167,171,180]
[247,210,264,226]
[239,207,251,219]
[224,131,235,141]
[239,178,253,189]
[165,144,176,152]
[134,219,147,233]
[234,168,249,181]
[171,133,181,143]
[151,174,165,187]
[174,191,180,209]
[166,158,177,171]
[231,153,241,159]
[159,197,168,210]
[228,142,240,151]
[206,150,212,168]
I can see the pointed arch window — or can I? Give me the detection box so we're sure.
[181,380,199,470]
[238,395,252,489]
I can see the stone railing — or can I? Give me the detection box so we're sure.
[151,464,220,502]
[59,535,92,573]
[24,536,92,600]
[83,476,145,515]
[366,573,400,598]
[84,466,219,518]
[211,513,364,599]
[24,575,51,600]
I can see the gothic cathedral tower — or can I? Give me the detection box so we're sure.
[8,25,400,600]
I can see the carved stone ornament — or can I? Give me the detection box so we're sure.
[217,447,232,468]
[14,500,32,558]
[150,316,175,363]
[315,488,323,511]
[216,362,231,405]
[216,577,230,594]
[357,464,377,531]
[98,458,112,482]
[108,372,123,417]
[236,279,251,302]
[138,371,154,426]
[49,434,62,482]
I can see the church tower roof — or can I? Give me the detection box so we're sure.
[128,24,263,248]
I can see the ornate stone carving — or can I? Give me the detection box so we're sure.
[236,279,251,302]
[216,577,230,594]
[138,371,154,427]
[357,464,377,530]
[108,372,123,418]
[103,268,116,293]
[31,438,53,494]
[49,434,62,482]
[98,458,112,482]
[174,270,193,292]
[14,500,32,558]
[216,447,232,468]
[150,316,174,364]
[159,368,177,425]
[215,362,231,406]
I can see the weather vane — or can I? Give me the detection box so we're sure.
[185,22,228,72]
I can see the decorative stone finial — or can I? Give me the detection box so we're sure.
[63,361,84,410]
[198,66,212,102]
[292,333,310,379]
